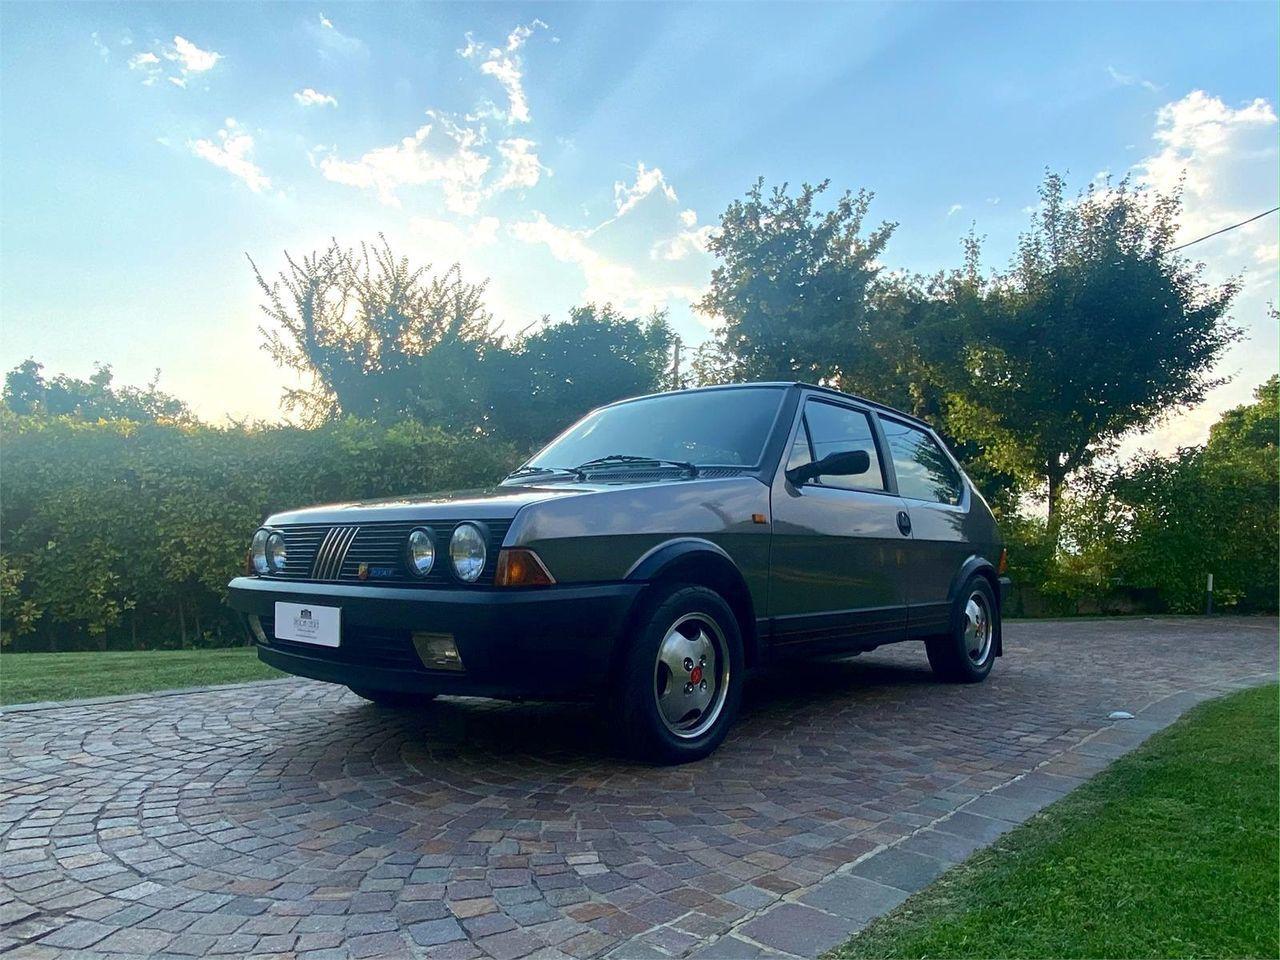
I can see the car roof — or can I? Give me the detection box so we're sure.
[608,381,933,430]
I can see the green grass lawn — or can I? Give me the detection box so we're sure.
[830,684,1279,959]
[0,647,283,705]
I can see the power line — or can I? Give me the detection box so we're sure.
[1167,206,1280,253]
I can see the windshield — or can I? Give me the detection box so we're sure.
[521,387,785,474]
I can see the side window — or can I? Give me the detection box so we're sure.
[882,419,964,505]
[802,401,886,491]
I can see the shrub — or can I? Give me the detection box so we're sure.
[0,412,517,651]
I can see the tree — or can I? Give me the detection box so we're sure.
[252,237,497,426]
[697,178,896,385]
[1088,376,1278,612]
[3,359,193,423]
[941,172,1241,527]
[253,238,675,448]
[491,304,673,449]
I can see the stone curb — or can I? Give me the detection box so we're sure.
[689,670,1276,960]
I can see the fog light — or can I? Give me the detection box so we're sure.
[412,632,464,672]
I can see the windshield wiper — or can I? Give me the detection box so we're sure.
[575,454,699,477]
[504,465,585,482]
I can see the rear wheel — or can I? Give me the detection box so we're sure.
[926,576,998,683]
[347,687,437,709]
[617,585,743,764]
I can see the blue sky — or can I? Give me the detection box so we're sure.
[2,2,1277,451]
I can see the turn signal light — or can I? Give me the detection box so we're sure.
[997,548,1008,575]
[494,548,556,587]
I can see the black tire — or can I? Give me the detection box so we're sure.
[347,687,437,709]
[617,584,744,764]
[926,576,999,683]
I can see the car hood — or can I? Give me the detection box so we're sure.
[264,478,724,525]
[265,484,589,525]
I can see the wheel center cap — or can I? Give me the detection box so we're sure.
[689,665,704,685]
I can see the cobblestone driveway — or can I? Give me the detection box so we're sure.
[3,618,1275,960]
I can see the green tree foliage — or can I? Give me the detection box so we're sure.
[3,359,194,423]
[253,237,497,426]
[252,239,673,445]
[491,304,673,449]
[696,178,896,386]
[0,410,516,651]
[1006,377,1278,615]
[1104,376,1278,612]
[940,174,1242,525]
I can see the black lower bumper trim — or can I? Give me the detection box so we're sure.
[229,577,642,699]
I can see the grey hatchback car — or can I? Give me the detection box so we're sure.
[228,383,1009,763]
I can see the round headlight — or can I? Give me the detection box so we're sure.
[266,531,287,573]
[406,527,436,577]
[251,528,271,575]
[449,522,487,582]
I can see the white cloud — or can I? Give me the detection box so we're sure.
[1120,90,1280,456]
[166,35,220,74]
[320,110,544,212]
[1134,91,1278,243]
[652,226,713,262]
[947,203,963,217]
[460,20,547,123]
[319,120,491,212]
[128,50,161,84]
[127,35,220,87]
[492,138,543,193]
[650,208,713,261]
[1107,65,1161,93]
[188,119,271,193]
[612,163,678,219]
[294,87,338,108]
[511,212,705,312]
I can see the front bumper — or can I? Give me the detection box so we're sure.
[227,577,643,700]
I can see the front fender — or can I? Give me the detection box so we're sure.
[620,537,761,673]
[624,537,735,581]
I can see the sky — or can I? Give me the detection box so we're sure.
[2,1,1277,454]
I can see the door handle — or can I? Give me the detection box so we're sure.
[896,510,912,536]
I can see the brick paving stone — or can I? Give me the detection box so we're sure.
[849,848,948,893]
[739,902,854,955]
[35,919,114,949]
[0,618,1271,959]
[409,917,467,947]
[799,875,908,923]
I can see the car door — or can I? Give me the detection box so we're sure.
[877,415,971,638]
[768,396,910,654]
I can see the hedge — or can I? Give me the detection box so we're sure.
[1,414,517,651]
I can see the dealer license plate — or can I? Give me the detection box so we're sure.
[274,602,340,648]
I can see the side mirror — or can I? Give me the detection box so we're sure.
[786,449,871,487]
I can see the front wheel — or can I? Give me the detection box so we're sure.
[348,687,437,709]
[617,585,743,764]
[926,576,999,683]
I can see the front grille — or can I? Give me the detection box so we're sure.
[267,519,511,586]
[259,616,422,670]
